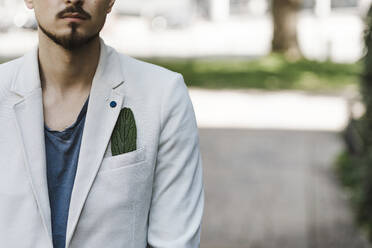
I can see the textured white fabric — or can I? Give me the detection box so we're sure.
[0,37,204,248]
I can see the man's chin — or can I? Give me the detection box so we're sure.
[57,34,98,51]
[38,23,98,51]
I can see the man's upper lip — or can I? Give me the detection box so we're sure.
[62,12,87,19]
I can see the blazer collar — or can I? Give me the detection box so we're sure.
[10,37,125,97]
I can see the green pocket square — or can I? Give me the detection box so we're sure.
[111,107,137,156]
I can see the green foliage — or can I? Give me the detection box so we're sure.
[336,151,366,208]
[142,54,361,92]
[336,5,372,241]
[335,149,372,238]
[354,5,372,238]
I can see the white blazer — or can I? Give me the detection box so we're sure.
[0,37,204,248]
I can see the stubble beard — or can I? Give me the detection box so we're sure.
[38,22,99,51]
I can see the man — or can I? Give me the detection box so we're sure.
[0,0,204,247]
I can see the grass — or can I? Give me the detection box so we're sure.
[141,53,362,92]
[1,53,362,92]
[0,57,15,64]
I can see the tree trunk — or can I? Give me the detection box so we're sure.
[271,0,302,59]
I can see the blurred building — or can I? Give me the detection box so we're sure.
[0,0,36,30]
[1,0,371,30]
[0,0,371,62]
[113,0,197,28]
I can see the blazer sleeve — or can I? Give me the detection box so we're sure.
[147,73,205,248]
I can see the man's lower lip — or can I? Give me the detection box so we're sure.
[63,17,85,22]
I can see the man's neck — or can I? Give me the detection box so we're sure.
[37,31,100,98]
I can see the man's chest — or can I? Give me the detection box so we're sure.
[42,94,90,132]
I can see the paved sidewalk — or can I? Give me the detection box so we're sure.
[194,89,370,247]
[199,128,370,248]
[189,88,354,131]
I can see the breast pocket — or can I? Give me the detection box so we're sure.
[77,148,148,248]
[99,147,147,174]
[93,145,152,208]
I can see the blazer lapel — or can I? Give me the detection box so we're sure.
[65,38,126,247]
[10,47,53,246]
[9,38,126,248]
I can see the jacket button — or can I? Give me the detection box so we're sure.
[110,101,117,108]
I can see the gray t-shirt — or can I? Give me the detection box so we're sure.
[44,96,89,248]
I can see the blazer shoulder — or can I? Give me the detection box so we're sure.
[117,52,184,88]
[0,56,24,91]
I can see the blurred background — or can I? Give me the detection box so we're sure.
[2,0,372,247]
